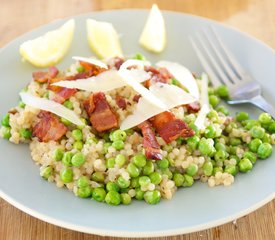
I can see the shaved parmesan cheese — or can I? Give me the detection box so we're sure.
[120,98,164,130]
[119,59,151,71]
[72,56,108,69]
[149,82,196,109]
[118,69,167,109]
[52,69,151,92]
[120,82,196,130]
[194,73,210,130]
[156,60,200,100]
[20,92,84,126]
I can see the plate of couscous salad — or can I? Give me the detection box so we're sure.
[0,8,275,237]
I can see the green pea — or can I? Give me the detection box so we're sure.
[19,101,26,108]
[144,190,161,204]
[268,122,275,133]
[1,126,11,139]
[76,65,85,73]
[62,152,73,166]
[244,120,260,130]
[1,114,10,127]
[216,105,229,116]
[111,129,127,142]
[72,129,83,141]
[41,166,52,179]
[19,128,32,139]
[207,110,219,121]
[77,186,92,198]
[202,161,213,176]
[208,87,215,95]
[142,161,154,176]
[173,173,184,187]
[186,163,198,176]
[250,126,265,139]
[187,135,200,150]
[171,78,180,86]
[239,158,253,172]
[205,125,216,138]
[230,146,238,155]
[112,140,124,150]
[105,191,121,206]
[121,193,132,205]
[71,153,86,167]
[213,166,223,175]
[92,187,106,202]
[156,158,169,169]
[248,139,262,153]
[73,141,83,151]
[133,52,146,60]
[243,151,257,164]
[149,172,162,185]
[60,168,73,183]
[53,148,64,161]
[198,138,216,156]
[91,172,105,183]
[127,163,140,177]
[229,138,241,146]
[63,100,73,109]
[77,118,87,130]
[189,123,199,134]
[86,137,99,144]
[176,137,184,145]
[230,155,240,164]
[224,165,238,176]
[262,133,272,144]
[135,187,145,200]
[138,176,151,186]
[106,182,120,192]
[215,142,226,151]
[117,176,130,189]
[77,176,90,188]
[183,174,194,187]
[106,158,115,168]
[162,169,173,179]
[214,150,228,162]
[184,114,196,124]
[130,177,140,188]
[209,95,220,107]
[103,142,112,154]
[133,154,147,168]
[115,154,126,167]
[259,112,272,125]
[225,122,237,134]
[257,143,273,159]
[60,117,71,126]
[162,144,173,153]
[236,112,249,122]
[216,85,229,98]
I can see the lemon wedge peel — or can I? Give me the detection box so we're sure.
[139,4,167,53]
[86,19,123,59]
[19,19,75,68]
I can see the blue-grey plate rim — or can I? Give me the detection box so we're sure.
[0,9,275,238]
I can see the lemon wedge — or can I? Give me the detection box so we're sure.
[19,19,75,68]
[139,4,166,53]
[86,19,123,59]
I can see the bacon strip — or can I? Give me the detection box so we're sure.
[84,92,118,132]
[138,121,162,160]
[144,66,173,88]
[115,96,127,110]
[185,102,201,113]
[151,111,194,143]
[33,112,67,142]
[33,66,59,83]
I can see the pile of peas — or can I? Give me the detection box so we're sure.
[1,79,274,206]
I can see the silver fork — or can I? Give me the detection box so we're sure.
[190,28,275,118]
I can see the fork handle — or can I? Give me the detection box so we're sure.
[250,95,275,119]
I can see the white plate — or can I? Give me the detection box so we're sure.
[0,10,275,237]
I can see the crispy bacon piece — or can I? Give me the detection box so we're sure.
[133,94,141,103]
[33,112,67,142]
[112,57,125,70]
[185,102,201,113]
[151,111,194,143]
[79,61,106,75]
[52,88,77,104]
[116,96,127,110]
[138,121,162,160]
[144,66,173,88]
[84,92,118,132]
[33,66,59,83]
